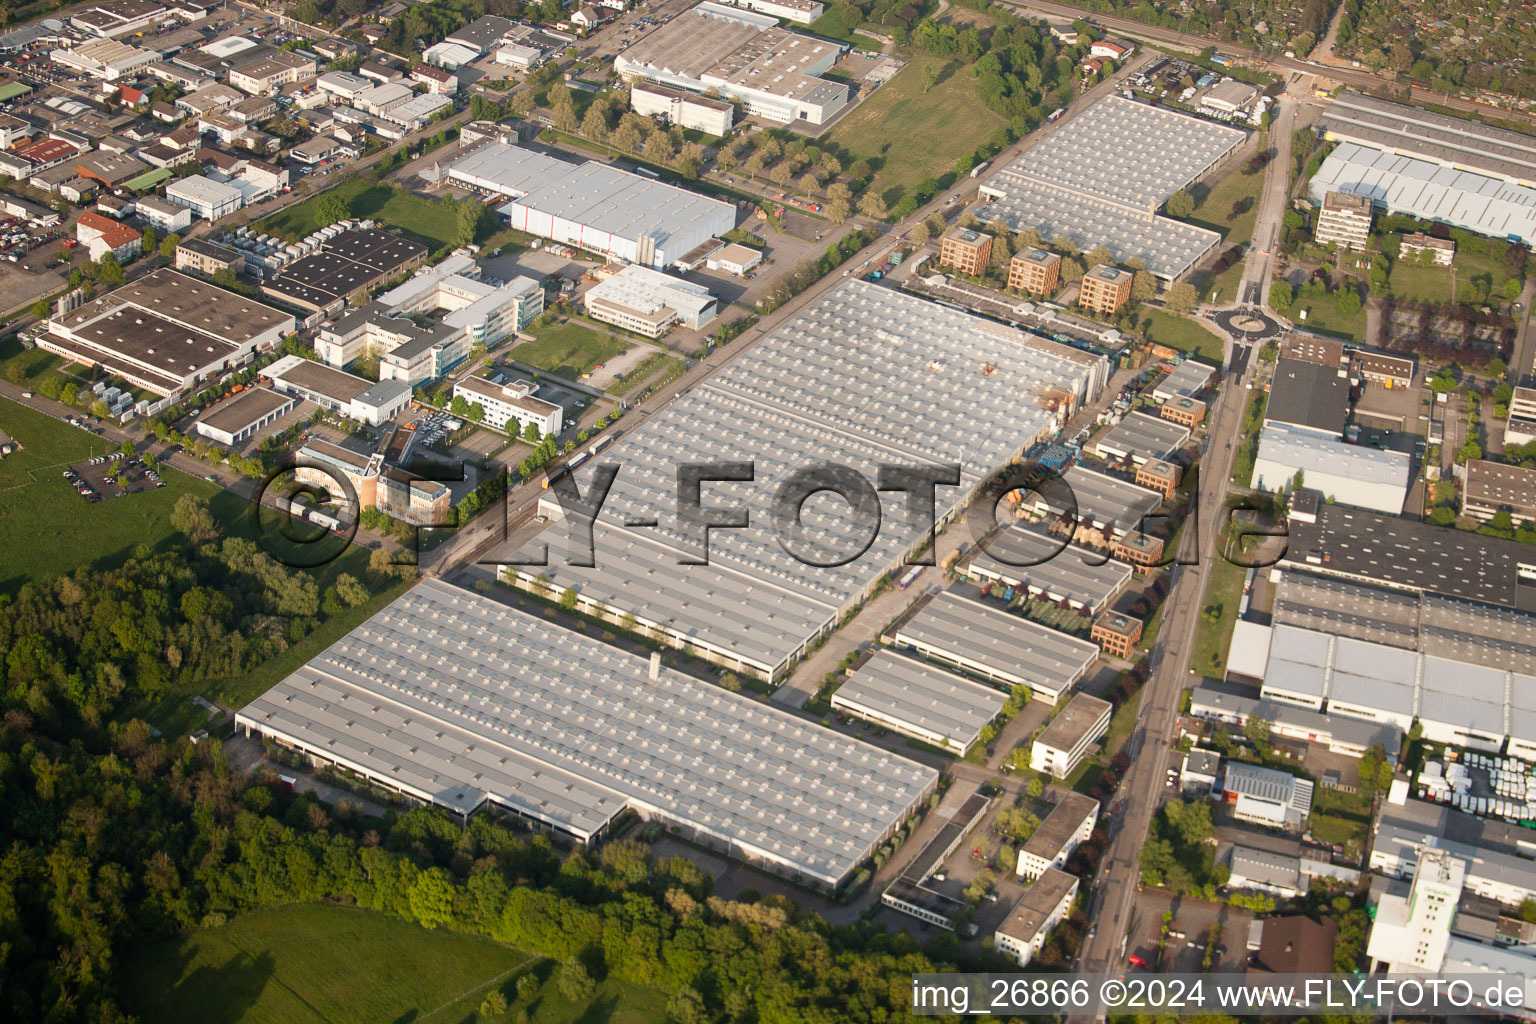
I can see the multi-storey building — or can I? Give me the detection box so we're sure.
[1134,459,1182,499]
[1160,395,1206,428]
[1314,190,1372,250]
[939,227,993,276]
[1078,263,1132,314]
[1008,246,1061,294]
[453,376,563,438]
[1091,612,1143,658]
[377,467,452,526]
[1031,693,1112,778]
[1400,231,1454,266]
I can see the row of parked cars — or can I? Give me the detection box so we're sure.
[61,467,98,502]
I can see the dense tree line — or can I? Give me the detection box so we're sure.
[0,502,965,1022]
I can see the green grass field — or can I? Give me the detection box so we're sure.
[1308,786,1373,855]
[258,180,459,251]
[513,321,630,381]
[1283,298,1366,343]
[124,904,666,1024]
[825,52,1005,204]
[1142,308,1225,365]
[1183,165,1265,246]
[1389,245,1522,305]
[0,399,228,592]
[1188,553,1247,678]
[807,9,884,50]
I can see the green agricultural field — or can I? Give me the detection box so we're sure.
[0,399,228,592]
[258,180,462,251]
[1141,308,1225,365]
[825,52,1006,205]
[514,321,631,381]
[122,903,666,1024]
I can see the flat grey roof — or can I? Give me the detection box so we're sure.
[1037,692,1111,751]
[1273,570,1419,649]
[238,579,937,884]
[1327,635,1417,715]
[967,523,1133,605]
[998,867,1077,942]
[196,385,292,433]
[1190,680,1403,753]
[1375,797,1536,891]
[1230,845,1300,890]
[1319,91,1536,185]
[833,650,1005,746]
[1021,791,1098,862]
[1036,465,1164,531]
[1264,358,1349,434]
[56,267,289,344]
[893,591,1098,697]
[532,282,1101,673]
[1153,360,1215,401]
[450,142,735,252]
[267,354,372,404]
[1283,502,1536,613]
[978,95,1242,279]
[1095,410,1190,461]
[1255,421,1411,488]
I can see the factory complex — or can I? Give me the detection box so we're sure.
[515,281,1108,683]
[978,96,1245,280]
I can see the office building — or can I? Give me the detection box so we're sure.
[994,869,1079,966]
[939,227,993,275]
[293,439,382,507]
[229,50,315,94]
[452,376,563,437]
[194,387,296,446]
[1401,232,1454,266]
[237,579,938,887]
[979,96,1243,281]
[1009,247,1061,294]
[164,174,244,221]
[360,251,544,352]
[1015,793,1098,881]
[1032,693,1112,778]
[174,237,245,277]
[583,265,716,336]
[1463,460,1536,526]
[1091,612,1142,658]
[886,590,1099,702]
[614,2,849,125]
[74,210,142,262]
[1078,264,1132,314]
[1135,458,1182,499]
[265,354,411,425]
[1109,530,1165,574]
[320,305,465,389]
[447,142,735,268]
[136,193,192,233]
[37,269,294,397]
[376,468,451,526]
[831,651,1005,755]
[1314,190,1373,250]
[629,80,734,135]
[1152,359,1215,403]
[1507,387,1536,447]
[1160,396,1206,428]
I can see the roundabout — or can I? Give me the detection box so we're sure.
[1210,306,1285,342]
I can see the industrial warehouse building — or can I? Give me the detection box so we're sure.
[1281,500,1536,614]
[261,228,428,315]
[614,2,849,125]
[1152,359,1216,403]
[37,268,295,397]
[512,282,1106,684]
[1373,796,1536,908]
[236,579,938,888]
[978,96,1245,280]
[831,650,1006,754]
[887,590,1099,702]
[446,141,736,268]
[964,523,1134,614]
[1028,465,1165,537]
[1312,92,1536,244]
[1093,410,1190,465]
[1189,680,1403,760]
[193,386,296,446]
[266,354,412,425]
[1250,426,1410,514]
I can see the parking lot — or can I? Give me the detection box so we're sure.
[64,452,164,504]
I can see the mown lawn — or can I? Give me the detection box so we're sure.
[122,903,667,1024]
[0,399,225,592]
[807,9,884,50]
[825,52,1005,205]
[1183,164,1265,246]
[514,321,631,381]
[258,180,461,251]
[1281,297,1366,343]
[1188,553,1248,678]
[1142,308,1225,365]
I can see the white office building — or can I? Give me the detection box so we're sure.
[994,869,1079,967]
[374,252,544,347]
[164,174,245,221]
[584,265,716,336]
[453,375,563,438]
[266,354,412,425]
[630,80,734,136]
[1031,693,1112,778]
